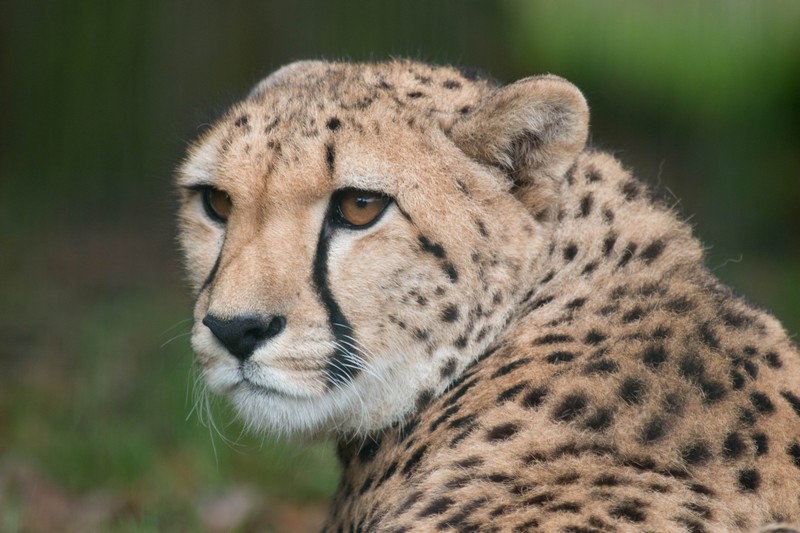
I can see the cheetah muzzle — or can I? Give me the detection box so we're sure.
[177,60,800,532]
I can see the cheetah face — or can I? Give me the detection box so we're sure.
[177,61,588,437]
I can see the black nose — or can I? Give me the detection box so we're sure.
[202,313,286,361]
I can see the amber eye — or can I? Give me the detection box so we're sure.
[201,186,233,223]
[334,189,391,228]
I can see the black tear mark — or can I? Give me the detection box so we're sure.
[325,143,335,174]
[313,215,359,386]
[200,250,223,293]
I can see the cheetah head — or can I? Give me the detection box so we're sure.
[177,61,588,437]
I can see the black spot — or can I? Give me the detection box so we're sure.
[640,239,665,264]
[549,501,582,513]
[730,370,746,390]
[641,416,667,443]
[443,262,459,283]
[406,91,424,99]
[681,441,712,465]
[603,208,615,222]
[750,391,775,414]
[578,193,593,217]
[752,433,769,456]
[616,243,638,268]
[529,295,555,310]
[787,442,800,468]
[456,456,483,469]
[441,305,459,323]
[416,389,434,410]
[325,117,341,131]
[581,262,598,275]
[566,298,586,310]
[722,432,746,459]
[688,483,714,496]
[780,390,800,417]
[699,322,720,349]
[552,393,588,422]
[583,358,619,375]
[401,445,427,477]
[652,326,671,339]
[535,333,573,345]
[234,114,248,127]
[621,180,641,201]
[699,380,727,403]
[357,437,382,462]
[721,309,753,329]
[414,328,429,341]
[564,243,578,262]
[448,414,477,430]
[377,460,397,485]
[593,474,621,487]
[418,235,446,258]
[609,498,647,522]
[486,422,520,442]
[491,358,531,379]
[764,351,782,368]
[475,219,488,237]
[459,105,471,114]
[739,408,756,427]
[662,392,684,415]
[497,382,528,404]
[622,306,645,323]
[358,475,374,495]
[682,502,712,520]
[679,354,705,382]
[521,386,549,409]
[619,377,647,404]
[546,351,576,364]
[439,358,458,378]
[325,143,335,173]
[584,330,606,345]
[418,496,454,517]
[665,297,695,313]
[642,345,668,368]
[525,492,555,506]
[737,469,760,492]
[443,377,478,408]
[584,407,614,432]
[676,517,709,533]
[442,79,462,89]
[586,167,602,182]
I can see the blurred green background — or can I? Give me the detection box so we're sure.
[1,1,798,531]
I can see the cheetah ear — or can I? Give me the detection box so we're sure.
[247,60,328,99]
[451,75,589,202]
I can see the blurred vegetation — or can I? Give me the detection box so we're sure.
[1,1,798,531]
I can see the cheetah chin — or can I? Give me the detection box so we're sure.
[177,60,800,532]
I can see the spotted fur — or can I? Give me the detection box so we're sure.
[177,60,800,532]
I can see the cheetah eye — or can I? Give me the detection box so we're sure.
[333,189,392,228]
[200,186,233,223]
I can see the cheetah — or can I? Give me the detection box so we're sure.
[176,60,800,532]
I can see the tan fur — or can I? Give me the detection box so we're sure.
[177,60,800,532]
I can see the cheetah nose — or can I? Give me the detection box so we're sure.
[202,313,286,361]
